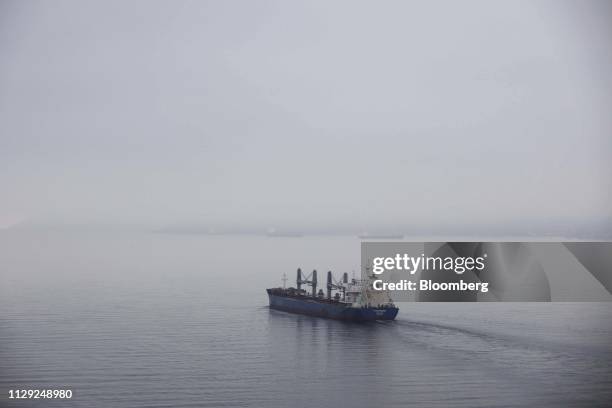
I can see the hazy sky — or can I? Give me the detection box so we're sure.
[1,0,611,231]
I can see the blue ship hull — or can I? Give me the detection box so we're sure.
[267,291,398,322]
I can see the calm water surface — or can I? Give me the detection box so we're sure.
[1,231,611,407]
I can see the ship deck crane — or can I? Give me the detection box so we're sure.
[296,268,318,297]
[327,271,349,301]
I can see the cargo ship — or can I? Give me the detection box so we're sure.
[267,268,399,322]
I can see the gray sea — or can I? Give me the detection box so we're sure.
[1,231,611,407]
